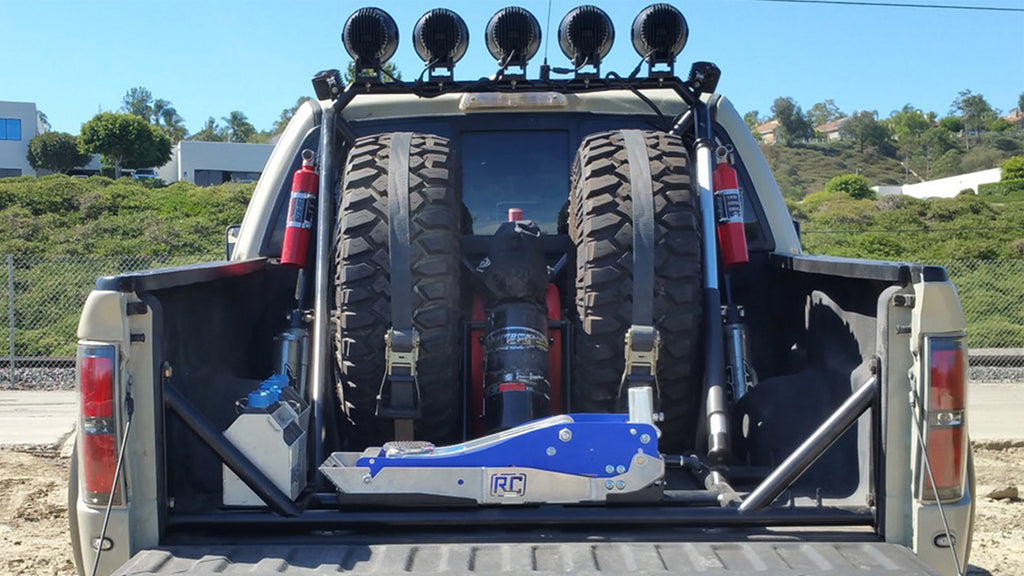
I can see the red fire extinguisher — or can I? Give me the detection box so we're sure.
[712,146,749,268]
[280,149,319,268]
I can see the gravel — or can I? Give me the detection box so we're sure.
[0,366,76,391]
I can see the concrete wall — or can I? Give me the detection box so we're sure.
[0,101,40,177]
[170,141,273,185]
[871,168,1002,199]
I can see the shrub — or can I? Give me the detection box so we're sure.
[824,174,876,200]
[1001,156,1024,182]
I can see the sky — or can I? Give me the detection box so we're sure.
[1,0,1022,135]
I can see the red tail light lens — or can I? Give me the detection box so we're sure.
[923,337,967,502]
[77,344,122,506]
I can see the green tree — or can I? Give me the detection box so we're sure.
[79,112,172,178]
[153,98,187,143]
[121,86,154,120]
[36,110,51,132]
[887,105,932,141]
[824,173,875,200]
[1019,92,1024,115]
[26,132,91,174]
[274,97,313,134]
[807,99,843,128]
[771,97,813,145]
[951,90,998,148]
[840,111,893,155]
[191,117,226,142]
[939,116,964,133]
[222,111,256,143]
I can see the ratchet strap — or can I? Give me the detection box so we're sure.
[619,130,661,396]
[377,132,420,441]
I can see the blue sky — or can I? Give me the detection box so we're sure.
[2,0,1021,135]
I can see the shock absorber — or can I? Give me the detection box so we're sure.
[479,215,551,433]
[712,146,756,402]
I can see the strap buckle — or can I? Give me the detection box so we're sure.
[376,328,422,420]
[619,325,661,395]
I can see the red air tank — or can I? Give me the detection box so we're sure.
[712,147,749,268]
[280,150,319,267]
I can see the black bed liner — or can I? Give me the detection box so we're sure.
[114,540,939,575]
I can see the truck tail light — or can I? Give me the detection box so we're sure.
[922,337,967,502]
[77,344,122,506]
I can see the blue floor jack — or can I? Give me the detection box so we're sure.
[320,388,666,505]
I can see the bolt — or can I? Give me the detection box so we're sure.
[640,433,651,444]
[605,480,615,490]
[616,465,626,474]
[630,428,637,436]
[636,456,647,466]
[616,480,626,490]
[604,465,615,474]
[546,447,556,456]
[558,428,572,442]
[362,475,372,484]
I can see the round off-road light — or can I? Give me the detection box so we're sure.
[485,7,542,67]
[558,6,614,68]
[343,7,399,67]
[631,4,688,64]
[414,9,469,67]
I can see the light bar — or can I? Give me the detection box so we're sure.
[485,7,542,69]
[631,4,689,66]
[414,9,469,71]
[343,7,399,75]
[558,5,615,70]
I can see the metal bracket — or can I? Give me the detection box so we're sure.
[376,328,422,421]
[384,328,419,379]
[620,325,661,394]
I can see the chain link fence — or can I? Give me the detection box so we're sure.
[0,254,218,391]
[0,253,1020,391]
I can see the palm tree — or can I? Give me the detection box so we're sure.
[222,111,256,143]
[36,110,51,133]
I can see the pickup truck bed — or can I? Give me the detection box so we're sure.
[114,539,939,575]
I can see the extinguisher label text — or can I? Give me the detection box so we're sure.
[287,192,315,229]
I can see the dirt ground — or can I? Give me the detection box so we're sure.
[1,445,1021,576]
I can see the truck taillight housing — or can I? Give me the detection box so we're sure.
[77,344,123,506]
[921,337,968,503]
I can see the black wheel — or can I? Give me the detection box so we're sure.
[334,132,462,448]
[569,130,703,452]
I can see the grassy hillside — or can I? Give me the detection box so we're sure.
[0,175,253,256]
[763,142,908,199]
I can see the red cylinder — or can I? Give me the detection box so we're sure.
[508,208,523,222]
[712,155,749,268]
[280,155,319,267]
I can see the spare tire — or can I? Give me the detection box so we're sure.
[334,132,462,448]
[569,130,703,452]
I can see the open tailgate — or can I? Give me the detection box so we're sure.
[114,541,940,575]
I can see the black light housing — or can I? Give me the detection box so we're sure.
[557,5,615,70]
[343,7,399,76]
[631,4,688,67]
[414,9,469,71]
[485,7,542,69]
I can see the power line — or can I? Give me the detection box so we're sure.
[730,0,1024,13]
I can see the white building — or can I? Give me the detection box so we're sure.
[871,168,1002,199]
[157,140,273,186]
[0,101,45,177]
